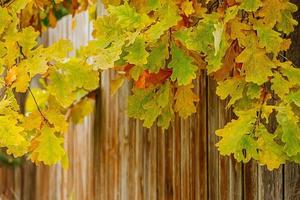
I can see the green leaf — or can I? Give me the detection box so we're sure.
[238,0,262,12]
[271,72,292,99]
[279,62,300,85]
[277,106,300,156]
[276,2,298,34]
[145,42,168,73]
[157,104,173,130]
[168,45,197,85]
[108,3,151,30]
[144,2,181,42]
[216,77,246,107]
[128,83,171,128]
[216,110,259,162]
[125,37,149,65]
[236,47,275,85]
[48,58,99,107]
[254,23,283,54]
[288,90,300,107]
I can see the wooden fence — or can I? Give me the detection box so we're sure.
[0,1,300,199]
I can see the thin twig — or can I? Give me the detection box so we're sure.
[28,87,50,124]
[278,53,297,67]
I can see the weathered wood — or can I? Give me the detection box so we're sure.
[244,161,258,200]
[2,1,300,199]
[195,71,208,200]
[207,78,220,200]
[258,167,283,200]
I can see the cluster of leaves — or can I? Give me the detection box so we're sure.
[1,0,300,170]
[18,0,96,30]
[0,0,98,167]
[89,0,300,170]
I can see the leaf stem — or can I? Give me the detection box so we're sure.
[28,87,50,124]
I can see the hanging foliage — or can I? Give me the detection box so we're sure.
[0,0,300,170]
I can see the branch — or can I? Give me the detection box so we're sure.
[28,87,50,124]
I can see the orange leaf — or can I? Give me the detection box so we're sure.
[5,67,17,86]
[135,69,173,89]
[212,41,242,81]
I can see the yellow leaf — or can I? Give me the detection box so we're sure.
[5,67,17,86]
[181,1,195,16]
[30,126,66,165]
[70,98,94,124]
[174,84,199,118]
[110,77,125,96]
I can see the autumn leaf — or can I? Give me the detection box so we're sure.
[216,110,259,162]
[237,0,262,12]
[134,69,172,89]
[257,126,286,170]
[125,37,149,65]
[174,84,199,118]
[236,45,276,85]
[30,126,66,165]
[216,77,246,107]
[168,45,197,86]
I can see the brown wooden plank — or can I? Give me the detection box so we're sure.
[244,161,258,200]
[165,126,175,200]
[142,126,157,200]
[207,77,220,200]
[0,166,14,199]
[180,118,191,200]
[284,163,300,200]
[127,119,136,200]
[149,127,158,200]
[157,126,166,200]
[258,166,283,200]
[218,99,231,200]
[173,115,182,200]
[118,81,130,200]
[134,122,144,199]
[195,71,208,200]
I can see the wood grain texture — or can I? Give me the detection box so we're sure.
[1,1,300,199]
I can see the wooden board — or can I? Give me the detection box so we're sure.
[1,1,300,199]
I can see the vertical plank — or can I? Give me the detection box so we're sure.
[165,126,174,200]
[218,99,231,200]
[207,78,219,200]
[157,127,166,200]
[284,163,300,200]
[143,126,157,200]
[258,167,283,200]
[134,122,144,200]
[0,166,14,199]
[244,161,258,200]
[21,162,36,200]
[195,71,208,200]
[173,115,182,200]
[118,81,130,200]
